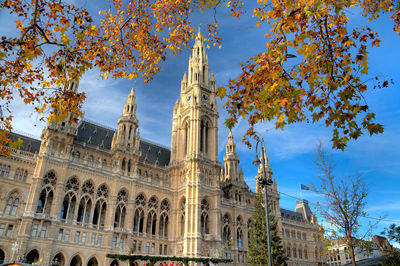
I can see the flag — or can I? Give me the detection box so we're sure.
[301,184,311,190]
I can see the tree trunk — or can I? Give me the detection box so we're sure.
[349,244,357,266]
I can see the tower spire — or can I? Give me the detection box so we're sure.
[223,130,240,181]
[111,86,139,152]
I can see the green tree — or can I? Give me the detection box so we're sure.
[248,191,287,266]
[382,224,400,244]
[381,224,400,265]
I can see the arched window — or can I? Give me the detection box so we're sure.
[159,212,168,238]
[133,193,146,233]
[299,247,303,258]
[159,199,170,238]
[114,189,127,229]
[87,257,98,266]
[36,171,57,214]
[93,199,107,228]
[304,246,308,259]
[222,213,231,245]
[60,191,76,222]
[5,193,19,216]
[287,243,291,257]
[146,210,157,236]
[237,227,243,248]
[133,208,144,233]
[200,119,209,154]
[37,187,53,214]
[93,184,109,228]
[60,177,79,222]
[184,122,190,156]
[200,199,209,236]
[293,245,297,258]
[180,197,186,237]
[52,252,66,266]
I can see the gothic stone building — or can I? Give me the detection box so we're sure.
[0,31,324,266]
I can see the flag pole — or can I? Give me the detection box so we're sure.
[299,183,303,200]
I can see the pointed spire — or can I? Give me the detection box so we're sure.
[122,87,137,117]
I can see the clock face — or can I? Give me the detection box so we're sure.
[201,93,209,102]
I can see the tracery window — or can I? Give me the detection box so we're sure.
[60,177,79,222]
[60,191,76,222]
[36,171,57,214]
[77,180,94,225]
[159,199,170,238]
[146,210,157,236]
[77,195,92,224]
[148,196,159,210]
[222,213,231,245]
[114,189,127,229]
[96,184,109,199]
[200,198,209,236]
[236,215,243,248]
[237,227,243,248]
[133,193,146,233]
[4,193,19,216]
[93,184,109,228]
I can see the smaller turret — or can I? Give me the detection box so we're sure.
[223,130,240,181]
[111,87,140,153]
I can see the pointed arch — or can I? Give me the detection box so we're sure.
[200,198,210,236]
[26,249,40,264]
[87,256,99,266]
[146,209,157,235]
[70,253,83,266]
[179,197,186,237]
[114,189,128,229]
[52,252,66,266]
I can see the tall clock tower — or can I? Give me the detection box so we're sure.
[170,28,222,257]
[171,28,218,163]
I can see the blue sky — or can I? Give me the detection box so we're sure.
[3,2,400,244]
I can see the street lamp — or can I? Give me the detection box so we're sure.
[253,140,273,266]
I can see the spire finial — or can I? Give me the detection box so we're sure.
[198,24,201,35]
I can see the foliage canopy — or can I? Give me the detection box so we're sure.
[1,0,399,154]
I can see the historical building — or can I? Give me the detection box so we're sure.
[0,30,324,266]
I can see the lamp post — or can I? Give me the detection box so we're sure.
[253,140,273,266]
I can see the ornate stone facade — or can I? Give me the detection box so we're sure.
[0,30,324,266]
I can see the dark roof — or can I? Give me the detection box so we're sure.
[280,208,304,222]
[75,120,115,149]
[10,132,41,153]
[139,140,170,166]
[75,120,170,166]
